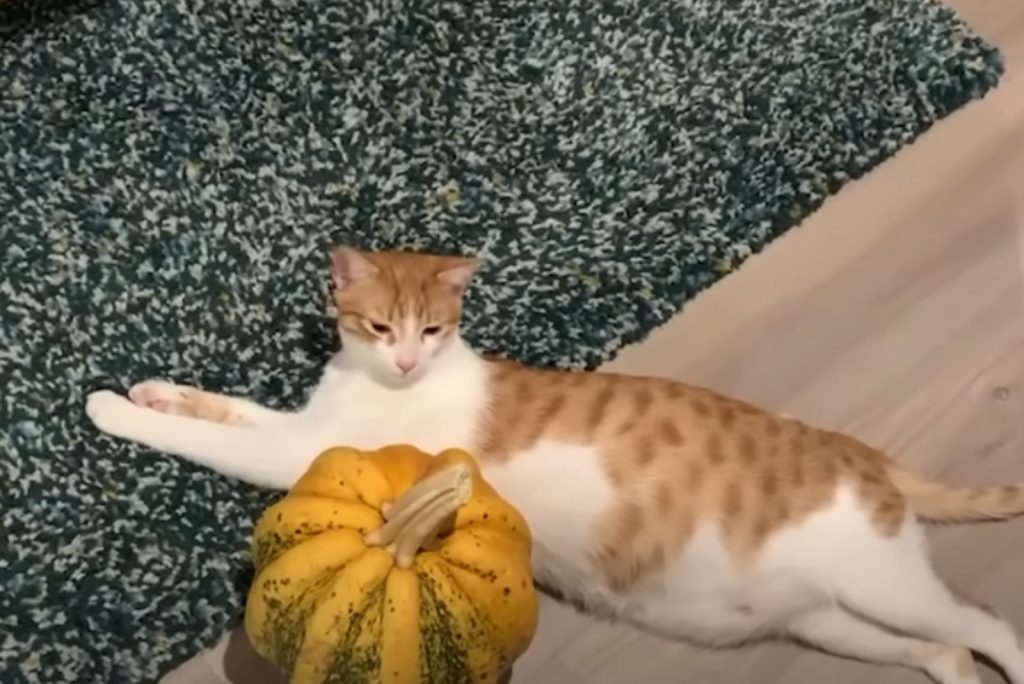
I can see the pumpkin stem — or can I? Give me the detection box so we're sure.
[364,462,473,568]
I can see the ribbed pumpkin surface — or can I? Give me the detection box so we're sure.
[244,445,538,684]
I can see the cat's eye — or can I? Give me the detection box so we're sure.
[369,322,391,335]
[422,325,442,336]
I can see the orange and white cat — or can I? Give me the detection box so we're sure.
[87,246,1024,684]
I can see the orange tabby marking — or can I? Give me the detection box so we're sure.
[473,362,912,590]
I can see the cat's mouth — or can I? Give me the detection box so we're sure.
[376,365,425,388]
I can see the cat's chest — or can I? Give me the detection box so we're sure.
[307,364,489,453]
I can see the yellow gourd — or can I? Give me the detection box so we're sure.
[244,445,539,684]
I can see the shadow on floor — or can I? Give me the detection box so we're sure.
[219,627,516,684]
[222,629,287,684]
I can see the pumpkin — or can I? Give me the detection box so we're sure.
[244,444,539,684]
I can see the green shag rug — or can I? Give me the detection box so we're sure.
[0,0,1002,681]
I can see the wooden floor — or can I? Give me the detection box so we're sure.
[164,1,1024,682]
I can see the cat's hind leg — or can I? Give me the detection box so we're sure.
[836,552,1024,684]
[788,607,980,684]
[790,497,1024,683]
[128,380,292,427]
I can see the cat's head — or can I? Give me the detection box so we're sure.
[329,246,478,383]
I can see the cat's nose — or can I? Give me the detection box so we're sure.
[396,357,417,374]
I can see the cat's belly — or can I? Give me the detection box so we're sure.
[480,442,826,644]
[622,523,828,645]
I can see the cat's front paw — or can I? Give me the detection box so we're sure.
[129,380,193,414]
[129,379,240,424]
[86,390,141,438]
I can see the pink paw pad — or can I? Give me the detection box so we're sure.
[128,382,190,414]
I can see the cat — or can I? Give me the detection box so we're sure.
[86,245,1024,684]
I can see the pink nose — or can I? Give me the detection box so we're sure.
[396,357,417,374]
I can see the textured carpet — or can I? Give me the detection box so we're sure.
[0,0,1002,681]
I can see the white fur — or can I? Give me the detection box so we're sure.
[85,337,1024,684]
[300,337,489,452]
[479,442,616,607]
[87,336,489,488]
[627,521,829,645]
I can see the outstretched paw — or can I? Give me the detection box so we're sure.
[86,390,141,438]
[129,380,194,414]
[129,380,239,424]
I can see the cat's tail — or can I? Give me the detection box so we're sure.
[886,464,1024,523]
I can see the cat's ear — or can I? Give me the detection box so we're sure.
[437,257,479,296]
[330,246,379,290]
